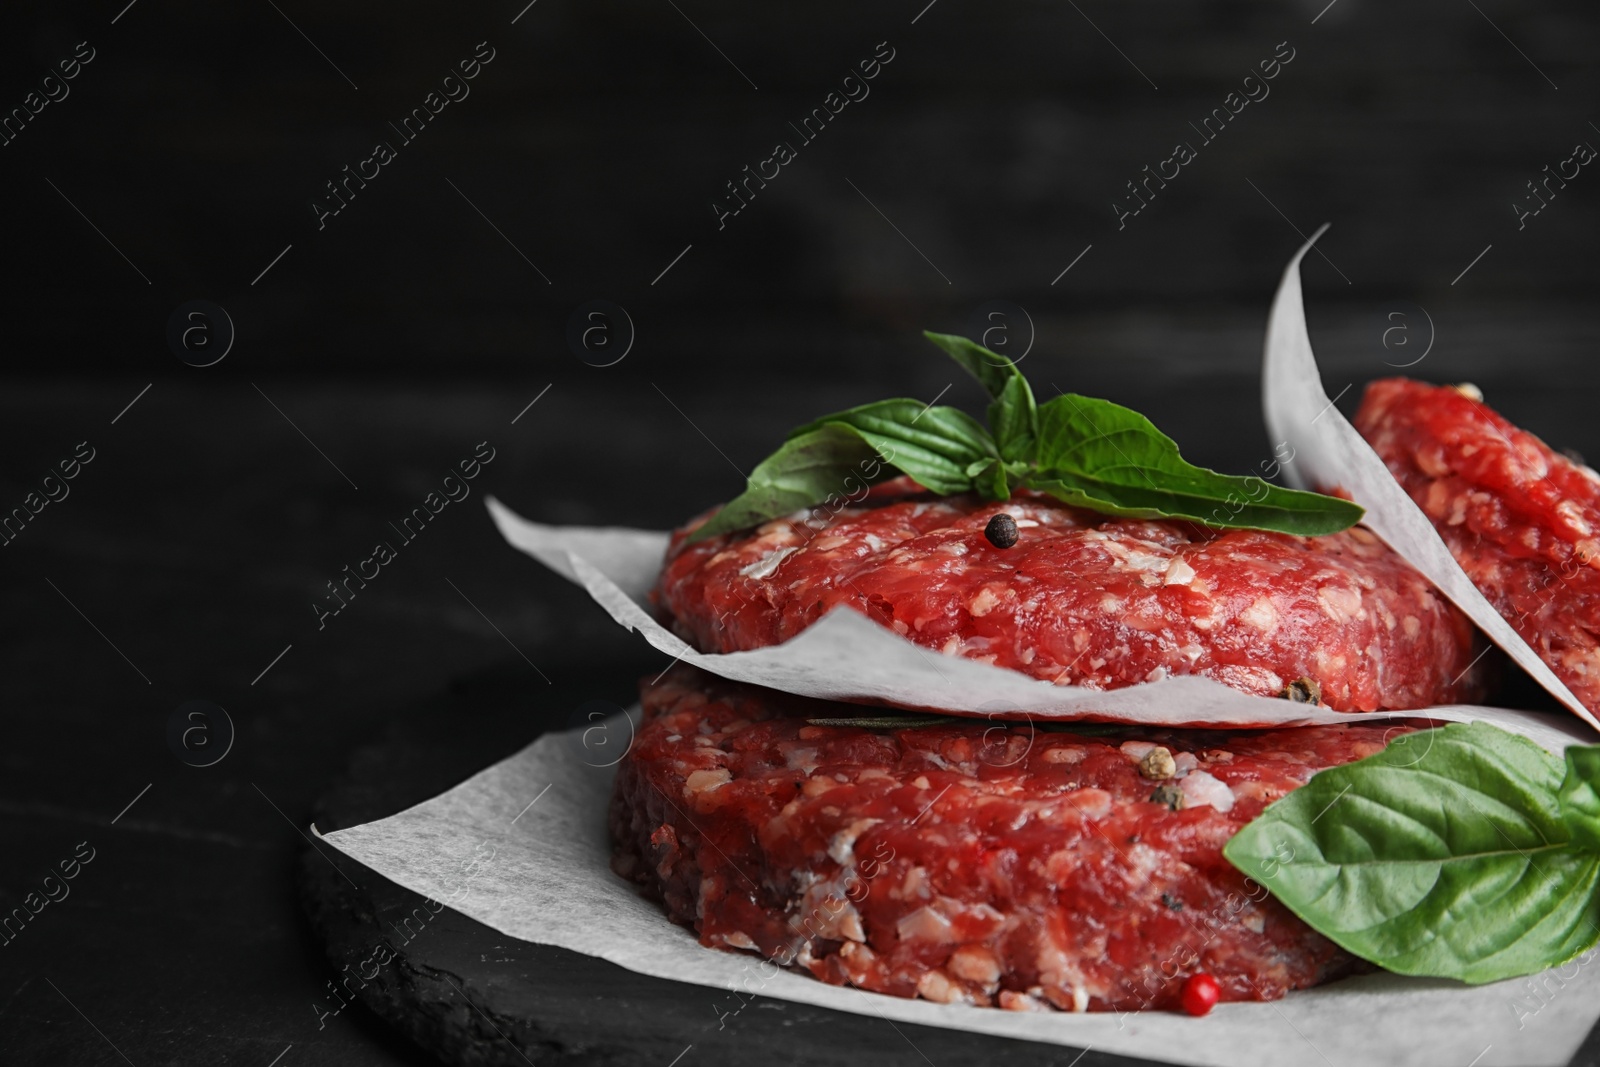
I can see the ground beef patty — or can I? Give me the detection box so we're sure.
[611,666,1402,1012]
[1356,377,1600,712]
[654,487,1484,711]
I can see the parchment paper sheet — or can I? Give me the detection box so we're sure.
[322,714,1600,1067]
[485,497,1595,737]
[1261,226,1596,731]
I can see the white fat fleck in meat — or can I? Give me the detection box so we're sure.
[1417,447,1452,478]
[783,745,820,773]
[1042,745,1088,764]
[1163,557,1197,586]
[915,969,972,1004]
[1312,649,1347,680]
[999,990,1048,1012]
[899,865,932,900]
[1173,752,1199,778]
[1060,788,1112,819]
[1101,538,1173,576]
[1179,770,1235,812]
[1119,740,1158,762]
[897,905,957,944]
[947,945,1002,987]
[1238,596,1281,633]
[1072,987,1089,1013]
[1144,666,1168,683]
[1401,615,1421,638]
[1317,584,1365,624]
[827,818,882,865]
[967,585,1005,617]
[802,776,841,797]
[738,546,799,580]
[684,768,731,795]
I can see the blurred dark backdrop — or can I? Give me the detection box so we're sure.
[4,0,1599,392]
[2,1,1597,1064]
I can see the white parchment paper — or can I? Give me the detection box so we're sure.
[1261,226,1596,731]
[485,496,1594,735]
[322,714,1600,1067]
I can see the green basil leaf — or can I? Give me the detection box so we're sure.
[688,400,995,543]
[990,374,1038,464]
[1560,746,1600,853]
[966,458,1009,499]
[686,424,893,543]
[688,328,1363,541]
[923,331,1038,464]
[1027,393,1364,536]
[1225,723,1600,984]
[923,331,1025,400]
[789,399,994,496]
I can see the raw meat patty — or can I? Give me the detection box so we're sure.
[1355,378,1600,712]
[654,487,1485,711]
[610,666,1404,1012]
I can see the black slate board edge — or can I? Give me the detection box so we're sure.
[299,846,568,1067]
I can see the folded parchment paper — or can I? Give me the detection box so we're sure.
[1261,225,1596,731]
[321,713,1600,1067]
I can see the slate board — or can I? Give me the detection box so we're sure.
[295,657,1159,1067]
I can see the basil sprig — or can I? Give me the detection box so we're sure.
[1225,722,1600,984]
[687,331,1361,543]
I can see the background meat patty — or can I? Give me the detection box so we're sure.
[654,489,1485,710]
[611,666,1414,1012]
[1356,377,1600,713]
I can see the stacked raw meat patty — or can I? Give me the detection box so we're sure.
[1356,377,1600,712]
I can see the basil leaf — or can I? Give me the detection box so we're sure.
[965,458,1009,499]
[1560,746,1600,853]
[789,399,994,496]
[687,328,1364,541]
[686,424,893,543]
[990,374,1037,464]
[688,400,995,543]
[1225,723,1600,984]
[1027,394,1364,536]
[924,331,1038,463]
[923,331,1025,400]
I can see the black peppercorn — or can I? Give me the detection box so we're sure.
[985,513,1019,548]
[1149,783,1185,810]
[1281,677,1322,705]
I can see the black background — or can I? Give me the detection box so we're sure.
[1,0,1597,1064]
